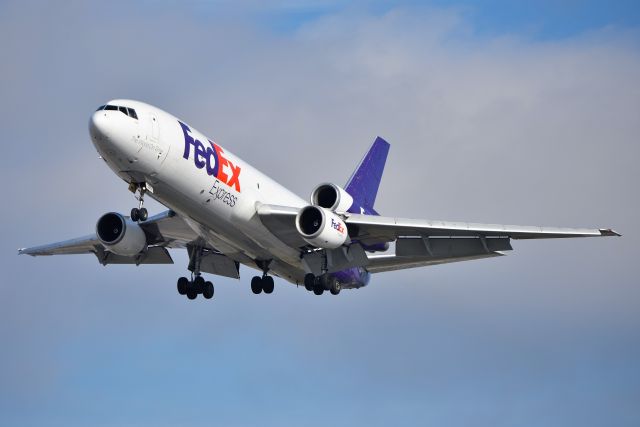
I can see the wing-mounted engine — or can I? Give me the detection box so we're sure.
[96,212,147,256]
[295,206,349,249]
[311,183,354,212]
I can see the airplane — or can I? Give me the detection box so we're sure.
[19,100,620,299]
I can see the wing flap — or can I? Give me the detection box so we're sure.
[366,237,511,274]
[199,252,240,279]
[366,252,506,274]
[96,246,174,265]
[397,236,512,257]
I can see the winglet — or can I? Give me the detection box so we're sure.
[599,229,621,237]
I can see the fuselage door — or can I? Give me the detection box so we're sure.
[137,112,169,174]
[149,113,160,142]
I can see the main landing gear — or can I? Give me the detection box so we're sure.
[129,182,148,222]
[178,245,214,300]
[304,273,341,296]
[177,275,214,300]
[251,260,275,295]
[251,274,275,295]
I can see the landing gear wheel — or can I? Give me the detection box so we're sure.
[330,279,341,295]
[313,284,324,296]
[262,276,274,294]
[203,281,214,299]
[187,291,197,300]
[130,208,140,222]
[138,207,148,221]
[251,276,263,294]
[193,275,205,289]
[304,274,315,292]
[177,277,188,295]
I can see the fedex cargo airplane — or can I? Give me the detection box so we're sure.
[19,100,620,299]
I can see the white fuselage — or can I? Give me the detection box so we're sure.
[89,99,310,283]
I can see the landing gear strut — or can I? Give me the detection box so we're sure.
[302,250,341,296]
[177,245,214,300]
[251,260,275,295]
[129,182,148,222]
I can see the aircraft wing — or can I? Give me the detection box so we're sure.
[343,213,620,245]
[258,204,619,246]
[19,210,200,265]
[257,204,619,274]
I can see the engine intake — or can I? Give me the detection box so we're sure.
[311,183,354,212]
[296,206,349,249]
[96,212,147,256]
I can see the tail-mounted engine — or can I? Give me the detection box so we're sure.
[295,206,349,249]
[96,212,147,256]
[311,183,354,212]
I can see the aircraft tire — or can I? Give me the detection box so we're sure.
[139,208,148,221]
[313,285,324,296]
[330,280,341,295]
[263,276,275,294]
[187,290,197,300]
[320,274,333,291]
[203,281,214,299]
[194,275,205,291]
[251,276,263,294]
[177,277,189,295]
[130,208,140,222]
[304,274,315,291]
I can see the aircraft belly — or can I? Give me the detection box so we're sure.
[148,178,305,284]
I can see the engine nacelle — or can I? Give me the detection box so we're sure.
[96,212,147,256]
[310,183,354,212]
[296,206,349,249]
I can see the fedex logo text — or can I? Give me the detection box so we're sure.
[331,219,345,234]
[179,121,241,192]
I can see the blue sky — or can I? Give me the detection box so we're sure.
[238,0,640,38]
[0,1,638,426]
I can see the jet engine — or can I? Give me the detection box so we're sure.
[296,205,349,249]
[96,212,147,256]
[310,183,354,212]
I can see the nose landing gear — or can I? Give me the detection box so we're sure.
[129,182,148,222]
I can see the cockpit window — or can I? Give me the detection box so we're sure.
[97,104,138,120]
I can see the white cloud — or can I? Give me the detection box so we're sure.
[1,2,638,425]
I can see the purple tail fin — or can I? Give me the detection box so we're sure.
[345,136,390,216]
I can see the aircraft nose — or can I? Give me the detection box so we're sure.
[89,110,111,142]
